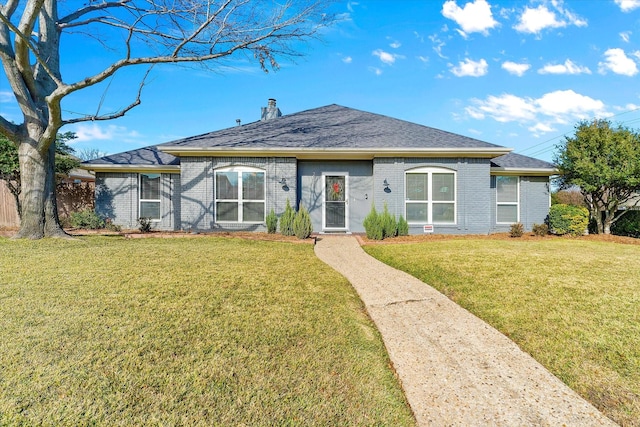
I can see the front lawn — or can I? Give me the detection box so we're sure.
[0,236,414,426]
[364,238,640,426]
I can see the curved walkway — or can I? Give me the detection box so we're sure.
[314,235,616,426]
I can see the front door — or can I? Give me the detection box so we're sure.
[323,174,348,231]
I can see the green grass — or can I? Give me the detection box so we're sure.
[0,236,415,426]
[364,238,640,426]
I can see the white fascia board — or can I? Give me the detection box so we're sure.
[490,167,558,177]
[158,146,513,159]
[80,164,180,174]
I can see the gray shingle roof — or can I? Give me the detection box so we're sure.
[83,145,179,167]
[490,152,555,170]
[158,104,503,151]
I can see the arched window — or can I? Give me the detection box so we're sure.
[215,166,265,223]
[405,167,456,224]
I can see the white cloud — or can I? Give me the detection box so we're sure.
[450,58,488,77]
[620,31,632,43]
[368,66,383,76]
[502,61,530,76]
[615,0,640,12]
[372,49,403,65]
[429,34,447,59]
[342,56,353,64]
[388,38,401,49]
[514,3,586,35]
[466,93,538,122]
[441,0,498,36]
[465,90,609,135]
[71,123,143,144]
[538,59,591,75]
[598,48,639,76]
[0,91,14,103]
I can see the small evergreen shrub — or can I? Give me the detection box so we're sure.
[69,209,105,229]
[509,222,524,238]
[293,206,313,239]
[138,217,153,233]
[363,204,383,240]
[266,208,278,234]
[532,223,549,237]
[280,199,295,236]
[611,210,640,238]
[104,218,122,232]
[381,202,397,239]
[397,215,409,236]
[548,204,589,236]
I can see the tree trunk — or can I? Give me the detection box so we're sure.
[14,141,47,239]
[44,142,69,238]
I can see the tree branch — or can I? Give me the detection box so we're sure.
[58,0,132,26]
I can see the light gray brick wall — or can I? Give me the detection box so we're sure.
[373,157,492,235]
[95,172,179,231]
[95,172,137,229]
[490,175,551,233]
[520,176,551,230]
[180,156,296,232]
[298,161,373,233]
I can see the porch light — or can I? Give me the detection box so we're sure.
[279,177,289,191]
[383,179,391,192]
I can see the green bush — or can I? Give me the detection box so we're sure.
[280,199,295,236]
[548,204,589,236]
[611,210,640,238]
[69,209,105,229]
[397,215,409,236]
[532,223,549,237]
[293,206,313,239]
[138,217,153,233]
[509,222,524,237]
[363,204,383,240]
[266,208,278,234]
[380,202,397,239]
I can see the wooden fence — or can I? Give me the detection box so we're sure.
[0,180,94,228]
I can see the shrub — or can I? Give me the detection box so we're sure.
[104,218,122,232]
[548,204,589,236]
[69,209,105,229]
[380,202,397,239]
[292,206,313,239]
[611,210,640,238]
[266,208,278,234]
[532,223,549,237]
[509,222,524,238]
[138,217,153,233]
[397,215,409,236]
[279,199,295,236]
[363,204,383,240]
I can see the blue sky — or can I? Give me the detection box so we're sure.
[1,0,640,162]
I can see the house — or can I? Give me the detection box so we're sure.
[82,101,556,234]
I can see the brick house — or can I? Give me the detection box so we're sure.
[82,101,556,234]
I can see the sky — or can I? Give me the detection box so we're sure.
[1,0,640,162]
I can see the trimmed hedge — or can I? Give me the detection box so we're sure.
[548,204,589,236]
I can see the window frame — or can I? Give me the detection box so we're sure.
[214,166,266,224]
[405,167,457,225]
[139,173,161,222]
[496,175,520,224]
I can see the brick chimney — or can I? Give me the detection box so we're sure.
[261,98,282,121]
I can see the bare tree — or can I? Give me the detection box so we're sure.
[0,0,334,239]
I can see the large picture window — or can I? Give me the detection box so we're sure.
[496,176,519,223]
[405,168,456,224]
[139,173,161,221]
[215,167,265,223]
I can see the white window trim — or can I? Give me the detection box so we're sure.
[405,167,457,225]
[139,173,161,222]
[214,166,266,224]
[496,175,520,224]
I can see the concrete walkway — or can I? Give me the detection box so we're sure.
[314,235,616,426]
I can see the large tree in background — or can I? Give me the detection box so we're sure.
[554,119,640,234]
[0,0,333,239]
